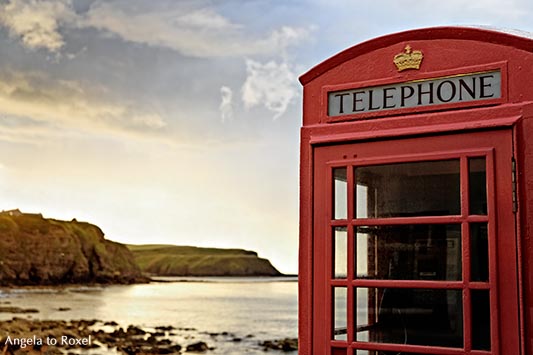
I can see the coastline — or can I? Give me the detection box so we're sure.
[0,277,298,354]
[0,317,298,354]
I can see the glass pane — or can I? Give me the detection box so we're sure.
[356,160,460,218]
[356,225,462,280]
[355,352,423,355]
[356,183,368,218]
[469,158,487,215]
[334,168,348,219]
[334,227,348,279]
[356,288,463,347]
[334,287,348,340]
[472,290,491,350]
[470,223,489,282]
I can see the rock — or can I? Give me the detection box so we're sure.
[260,338,298,352]
[57,307,71,311]
[155,325,175,331]
[0,306,39,313]
[126,325,146,335]
[186,341,209,352]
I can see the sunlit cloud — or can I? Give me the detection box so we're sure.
[0,0,313,58]
[0,69,166,140]
[0,0,75,52]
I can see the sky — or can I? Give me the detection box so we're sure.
[1,0,533,274]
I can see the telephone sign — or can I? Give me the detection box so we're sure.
[328,70,501,117]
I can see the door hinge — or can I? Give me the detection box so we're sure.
[512,158,518,213]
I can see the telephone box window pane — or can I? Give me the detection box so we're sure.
[472,290,491,350]
[469,158,487,215]
[356,160,460,218]
[355,288,463,347]
[356,225,462,281]
[356,184,368,218]
[333,287,348,340]
[334,168,348,220]
[470,223,489,282]
[334,227,348,279]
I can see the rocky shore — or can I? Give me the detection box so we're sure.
[0,318,298,354]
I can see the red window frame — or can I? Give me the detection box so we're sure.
[312,130,519,355]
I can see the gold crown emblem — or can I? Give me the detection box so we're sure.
[393,45,423,71]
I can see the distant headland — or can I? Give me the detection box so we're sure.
[128,244,282,277]
[0,210,282,286]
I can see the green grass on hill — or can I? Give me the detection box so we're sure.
[127,244,281,277]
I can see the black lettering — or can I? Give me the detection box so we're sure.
[436,80,457,103]
[479,74,495,98]
[459,78,476,100]
[334,93,350,114]
[352,91,365,112]
[368,90,381,110]
[417,82,434,105]
[382,87,396,109]
[400,86,415,107]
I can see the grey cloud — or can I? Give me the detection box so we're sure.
[80,2,312,58]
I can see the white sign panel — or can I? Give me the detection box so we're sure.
[328,71,501,117]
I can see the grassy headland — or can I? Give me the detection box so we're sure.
[0,210,144,286]
[0,209,283,284]
[128,244,282,277]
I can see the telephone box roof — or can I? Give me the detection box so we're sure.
[299,26,533,86]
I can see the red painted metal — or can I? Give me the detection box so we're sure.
[300,26,533,355]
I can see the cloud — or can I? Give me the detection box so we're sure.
[219,86,234,123]
[81,2,312,58]
[241,59,299,119]
[0,0,75,52]
[0,0,313,58]
[0,69,166,139]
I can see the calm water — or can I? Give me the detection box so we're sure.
[0,277,298,354]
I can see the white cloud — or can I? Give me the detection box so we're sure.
[0,69,166,138]
[0,0,75,52]
[219,86,234,123]
[241,59,299,119]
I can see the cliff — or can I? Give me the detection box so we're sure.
[0,210,144,286]
[128,244,282,277]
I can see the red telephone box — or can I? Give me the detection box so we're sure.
[299,27,533,355]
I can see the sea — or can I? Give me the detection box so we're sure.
[0,277,298,355]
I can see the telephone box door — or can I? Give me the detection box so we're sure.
[313,129,519,355]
